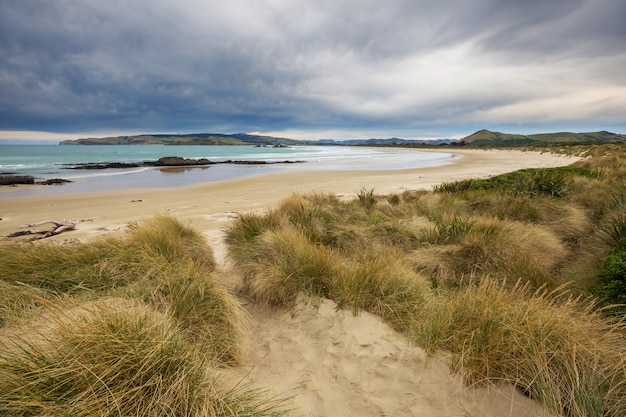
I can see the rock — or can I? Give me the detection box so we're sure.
[0,175,35,185]
[37,178,73,185]
[152,156,212,166]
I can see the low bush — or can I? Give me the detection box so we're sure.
[592,238,626,315]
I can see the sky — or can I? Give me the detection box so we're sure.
[1,0,625,142]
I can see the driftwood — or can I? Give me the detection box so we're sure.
[7,220,76,240]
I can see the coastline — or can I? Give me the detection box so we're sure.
[0,148,579,242]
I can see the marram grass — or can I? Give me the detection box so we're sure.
[0,215,245,362]
[415,280,626,417]
[0,300,287,417]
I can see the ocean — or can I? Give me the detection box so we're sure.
[0,145,455,196]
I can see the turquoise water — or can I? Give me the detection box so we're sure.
[0,145,455,196]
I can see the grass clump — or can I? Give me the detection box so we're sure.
[0,215,245,362]
[357,187,377,209]
[333,247,430,333]
[416,280,626,417]
[413,216,567,288]
[225,199,431,331]
[232,224,340,305]
[0,300,286,417]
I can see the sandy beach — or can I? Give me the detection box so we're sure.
[0,148,575,417]
[0,148,578,242]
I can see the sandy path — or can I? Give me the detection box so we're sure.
[228,295,556,417]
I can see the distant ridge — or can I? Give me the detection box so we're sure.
[59,129,626,147]
[59,133,454,146]
[457,129,626,146]
[59,133,305,146]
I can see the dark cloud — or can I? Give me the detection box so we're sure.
[0,0,624,139]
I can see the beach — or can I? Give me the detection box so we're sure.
[0,148,577,242]
[0,148,575,417]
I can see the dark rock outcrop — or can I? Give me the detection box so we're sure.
[37,178,73,185]
[0,175,35,185]
[152,156,211,166]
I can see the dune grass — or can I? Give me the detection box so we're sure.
[0,300,286,417]
[0,215,244,362]
[416,280,626,417]
[225,145,626,417]
[0,215,287,416]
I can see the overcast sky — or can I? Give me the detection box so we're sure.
[1,0,625,141]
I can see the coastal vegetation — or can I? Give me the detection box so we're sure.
[225,144,626,417]
[1,143,625,416]
[0,215,288,416]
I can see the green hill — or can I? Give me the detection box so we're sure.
[457,129,626,146]
[60,133,305,146]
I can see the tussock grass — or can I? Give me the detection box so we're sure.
[0,215,288,416]
[416,280,626,417]
[333,247,430,333]
[0,280,48,327]
[413,216,567,287]
[0,239,133,294]
[151,261,246,363]
[357,187,377,209]
[434,166,597,197]
[233,225,340,305]
[126,214,217,271]
[0,215,245,362]
[0,300,286,417]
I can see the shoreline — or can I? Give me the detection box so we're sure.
[0,148,579,242]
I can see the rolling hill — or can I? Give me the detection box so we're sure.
[457,129,626,146]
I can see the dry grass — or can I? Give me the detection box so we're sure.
[0,299,287,417]
[232,224,341,305]
[333,247,430,333]
[0,215,288,416]
[416,280,626,417]
[413,216,567,288]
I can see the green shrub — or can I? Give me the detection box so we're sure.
[592,238,626,315]
[434,166,596,197]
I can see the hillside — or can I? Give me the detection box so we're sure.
[457,129,626,146]
[60,133,306,146]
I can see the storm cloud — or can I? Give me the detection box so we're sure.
[1,0,625,139]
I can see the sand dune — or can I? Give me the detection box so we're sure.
[228,295,556,417]
[0,148,576,416]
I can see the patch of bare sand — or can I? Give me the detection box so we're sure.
[227,295,556,417]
